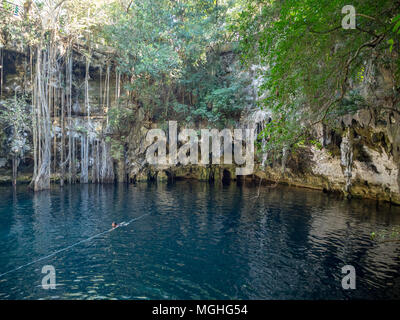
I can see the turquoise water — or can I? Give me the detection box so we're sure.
[0,182,399,299]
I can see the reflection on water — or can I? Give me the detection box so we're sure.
[0,182,399,299]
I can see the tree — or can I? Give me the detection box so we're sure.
[232,0,400,159]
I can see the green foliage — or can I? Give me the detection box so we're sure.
[233,0,400,155]
[2,0,250,134]
[309,139,323,150]
[105,135,124,160]
[108,105,135,135]
[101,0,249,126]
[0,94,31,160]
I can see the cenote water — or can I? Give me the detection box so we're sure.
[0,181,400,300]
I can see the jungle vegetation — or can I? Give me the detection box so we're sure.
[232,0,400,158]
[0,0,399,190]
[0,0,250,189]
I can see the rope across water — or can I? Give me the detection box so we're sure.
[0,213,150,278]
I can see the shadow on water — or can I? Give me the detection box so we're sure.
[0,181,399,299]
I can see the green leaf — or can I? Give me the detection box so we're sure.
[393,20,400,33]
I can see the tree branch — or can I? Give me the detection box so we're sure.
[307,25,341,34]
[311,34,385,126]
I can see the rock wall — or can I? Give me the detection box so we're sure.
[1,48,399,205]
[118,110,399,205]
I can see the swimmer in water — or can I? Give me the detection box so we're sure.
[112,222,118,228]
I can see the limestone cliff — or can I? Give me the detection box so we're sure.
[0,48,399,205]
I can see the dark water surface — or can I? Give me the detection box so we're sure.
[0,182,399,299]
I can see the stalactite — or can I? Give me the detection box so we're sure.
[340,128,353,194]
[102,64,107,111]
[67,48,73,184]
[60,77,65,187]
[100,139,114,183]
[106,61,110,126]
[260,138,268,169]
[12,155,17,187]
[80,54,90,184]
[99,66,102,112]
[96,140,100,183]
[0,47,3,99]
[71,135,76,183]
[251,110,270,169]
[281,146,288,172]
